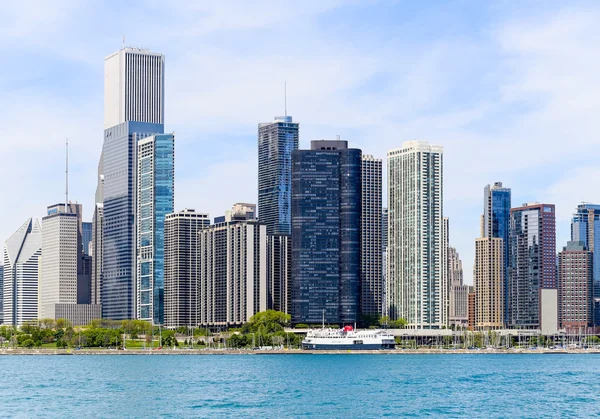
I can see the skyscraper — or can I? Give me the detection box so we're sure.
[558,241,593,333]
[387,141,444,329]
[291,140,361,325]
[0,266,3,324]
[198,205,267,326]
[3,219,42,326]
[258,116,299,236]
[483,182,511,322]
[101,121,163,321]
[571,203,600,325]
[508,203,556,328]
[91,153,104,306]
[39,204,101,325]
[448,247,468,326]
[82,222,92,256]
[136,133,174,325]
[474,237,504,329]
[360,154,382,316]
[164,209,210,328]
[104,48,165,129]
[382,207,388,317]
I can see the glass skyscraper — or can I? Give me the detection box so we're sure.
[571,203,600,325]
[101,121,164,320]
[258,116,299,236]
[483,182,511,323]
[136,133,174,325]
[291,140,361,325]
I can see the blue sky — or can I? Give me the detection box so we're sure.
[2,0,600,283]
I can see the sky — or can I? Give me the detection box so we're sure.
[2,0,600,283]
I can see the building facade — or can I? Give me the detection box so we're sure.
[387,141,445,329]
[558,241,594,332]
[3,219,42,326]
[483,182,511,322]
[382,207,388,317]
[258,116,299,236]
[136,133,174,325]
[474,237,504,329]
[164,209,210,328]
[508,203,556,328]
[360,154,383,316]
[198,209,267,327]
[104,48,165,129]
[291,140,361,325]
[82,222,92,256]
[101,121,164,321]
[267,234,291,314]
[447,246,466,325]
[571,203,600,325]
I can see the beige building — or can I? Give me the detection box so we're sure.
[474,237,504,329]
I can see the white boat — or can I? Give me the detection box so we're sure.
[302,326,396,350]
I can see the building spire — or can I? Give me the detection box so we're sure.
[65,138,69,213]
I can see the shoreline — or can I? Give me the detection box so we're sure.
[1,348,599,355]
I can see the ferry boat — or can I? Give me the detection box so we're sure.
[302,326,396,350]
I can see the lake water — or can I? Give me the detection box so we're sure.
[1,354,599,417]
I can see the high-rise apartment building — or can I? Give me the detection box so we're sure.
[291,140,361,325]
[0,266,3,324]
[258,116,299,236]
[483,182,511,322]
[387,141,444,329]
[508,203,556,328]
[360,155,382,316]
[474,237,504,329]
[164,209,210,328]
[104,48,165,129]
[198,205,267,327]
[136,133,174,325]
[558,241,593,332]
[448,247,467,326]
[3,219,42,326]
[571,203,600,325]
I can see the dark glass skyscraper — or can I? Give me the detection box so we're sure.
[483,182,511,323]
[291,140,361,325]
[101,121,163,320]
[258,116,299,236]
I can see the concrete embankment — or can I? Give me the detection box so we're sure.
[1,348,599,355]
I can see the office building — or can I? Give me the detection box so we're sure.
[483,182,511,322]
[82,222,92,256]
[382,207,388,316]
[91,153,104,306]
[468,291,476,331]
[136,133,175,325]
[291,140,361,325]
[474,237,504,329]
[571,203,600,325]
[39,204,101,325]
[104,48,165,129]
[267,234,291,314]
[258,116,299,236]
[198,205,267,327]
[360,154,383,316]
[508,203,556,328]
[101,121,164,321]
[3,219,42,326]
[164,209,210,328]
[387,141,444,329]
[558,241,594,332]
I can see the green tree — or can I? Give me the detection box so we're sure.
[22,339,35,349]
[228,333,248,348]
[389,318,408,329]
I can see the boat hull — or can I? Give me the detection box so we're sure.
[302,343,395,350]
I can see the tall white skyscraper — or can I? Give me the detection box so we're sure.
[3,218,42,326]
[104,48,165,129]
[387,140,444,329]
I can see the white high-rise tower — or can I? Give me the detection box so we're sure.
[387,140,444,329]
[104,47,165,129]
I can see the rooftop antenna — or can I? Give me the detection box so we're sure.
[65,138,69,213]
[122,35,125,50]
[284,81,287,117]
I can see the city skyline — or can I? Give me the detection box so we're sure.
[3,2,600,284]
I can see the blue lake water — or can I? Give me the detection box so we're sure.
[1,354,599,417]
